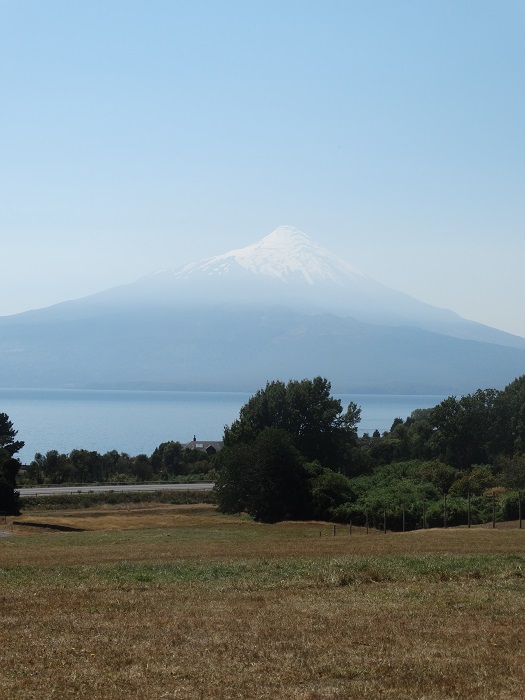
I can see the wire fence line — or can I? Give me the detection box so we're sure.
[334,490,525,533]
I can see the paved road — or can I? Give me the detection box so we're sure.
[18,483,214,497]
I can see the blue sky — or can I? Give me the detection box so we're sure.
[1,1,524,336]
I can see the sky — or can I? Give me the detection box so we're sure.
[1,0,524,336]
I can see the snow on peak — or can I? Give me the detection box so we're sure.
[176,226,364,286]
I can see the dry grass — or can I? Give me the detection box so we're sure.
[11,503,240,533]
[2,504,525,699]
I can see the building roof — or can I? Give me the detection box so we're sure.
[182,438,224,453]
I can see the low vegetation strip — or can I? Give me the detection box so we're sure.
[19,488,216,510]
[1,552,525,589]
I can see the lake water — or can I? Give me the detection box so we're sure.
[0,388,446,463]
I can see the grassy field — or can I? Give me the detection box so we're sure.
[2,504,525,699]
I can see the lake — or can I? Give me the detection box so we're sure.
[0,388,446,463]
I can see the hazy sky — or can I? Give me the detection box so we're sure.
[1,1,524,336]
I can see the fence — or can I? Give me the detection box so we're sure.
[335,490,525,533]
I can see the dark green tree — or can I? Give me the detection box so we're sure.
[496,453,525,490]
[0,412,24,456]
[0,450,21,515]
[309,468,355,520]
[416,459,457,493]
[32,450,72,483]
[214,442,254,515]
[491,375,525,455]
[429,390,498,469]
[216,428,307,522]
[0,413,24,515]
[69,449,104,482]
[223,377,360,467]
[151,441,184,477]
[131,454,153,482]
[404,408,436,461]
[448,464,496,497]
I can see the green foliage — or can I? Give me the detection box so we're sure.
[218,377,363,522]
[216,367,521,529]
[0,413,23,515]
[416,460,457,493]
[151,441,184,476]
[30,450,75,484]
[360,380,525,477]
[0,449,21,515]
[448,464,496,497]
[499,490,525,521]
[223,376,360,467]
[14,373,525,530]
[429,390,498,469]
[214,442,254,515]
[496,453,525,490]
[20,488,216,511]
[342,461,440,530]
[359,409,436,467]
[23,441,213,487]
[0,412,25,456]
[491,375,525,455]
[309,469,354,520]
[216,428,307,522]
[424,495,492,528]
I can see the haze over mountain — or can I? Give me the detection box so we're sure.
[1,226,524,394]
[129,226,525,349]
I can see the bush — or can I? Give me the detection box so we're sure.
[20,489,216,511]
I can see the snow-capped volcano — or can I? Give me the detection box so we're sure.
[138,225,462,330]
[130,224,377,316]
[2,224,525,394]
[174,226,364,286]
[113,225,525,349]
[138,224,400,315]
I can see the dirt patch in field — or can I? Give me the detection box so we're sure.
[10,503,246,533]
[13,521,85,532]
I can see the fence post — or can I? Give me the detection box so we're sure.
[467,491,471,529]
[383,509,387,534]
[348,520,352,536]
[365,512,369,535]
[333,524,336,537]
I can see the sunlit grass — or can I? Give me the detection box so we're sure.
[2,503,525,698]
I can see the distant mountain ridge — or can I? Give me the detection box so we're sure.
[1,226,524,394]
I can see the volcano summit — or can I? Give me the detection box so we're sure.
[1,226,524,393]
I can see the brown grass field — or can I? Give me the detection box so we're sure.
[2,503,525,699]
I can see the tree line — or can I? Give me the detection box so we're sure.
[22,442,217,486]
[3,373,525,522]
[216,375,525,524]
[0,426,217,514]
